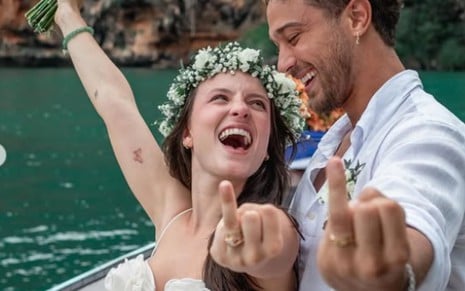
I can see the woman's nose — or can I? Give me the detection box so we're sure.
[231,100,249,118]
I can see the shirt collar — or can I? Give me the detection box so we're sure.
[315,70,422,160]
[352,70,423,155]
[317,113,351,159]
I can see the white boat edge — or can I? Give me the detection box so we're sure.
[47,242,156,291]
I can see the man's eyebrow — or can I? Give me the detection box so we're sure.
[274,21,303,36]
[270,21,303,45]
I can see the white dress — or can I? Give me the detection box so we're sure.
[104,208,210,291]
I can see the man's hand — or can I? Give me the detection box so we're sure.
[317,157,411,291]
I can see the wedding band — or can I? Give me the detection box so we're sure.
[329,233,355,248]
[224,230,244,247]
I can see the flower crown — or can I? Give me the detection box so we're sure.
[157,42,307,141]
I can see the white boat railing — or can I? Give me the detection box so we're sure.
[47,242,156,291]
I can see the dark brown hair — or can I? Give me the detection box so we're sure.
[264,0,402,47]
[161,77,298,290]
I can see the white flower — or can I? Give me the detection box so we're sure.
[165,278,211,291]
[273,71,296,94]
[193,50,211,70]
[347,180,355,199]
[156,42,305,141]
[158,121,170,137]
[104,254,154,291]
[238,48,259,71]
[316,159,365,205]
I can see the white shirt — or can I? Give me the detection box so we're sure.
[291,70,465,291]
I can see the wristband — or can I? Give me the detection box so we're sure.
[62,26,94,54]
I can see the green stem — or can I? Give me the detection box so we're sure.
[36,2,57,32]
[24,0,57,33]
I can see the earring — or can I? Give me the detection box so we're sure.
[355,32,360,45]
[264,154,269,162]
[183,137,192,149]
[182,141,191,149]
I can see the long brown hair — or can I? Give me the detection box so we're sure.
[161,77,299,290]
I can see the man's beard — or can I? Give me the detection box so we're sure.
[307,28,353,115]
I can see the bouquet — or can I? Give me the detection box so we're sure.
[25,0,57,33]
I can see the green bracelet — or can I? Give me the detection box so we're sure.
[62,26,94,53]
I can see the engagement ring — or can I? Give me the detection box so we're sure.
[224,230,244,247]
[329,233,355,248]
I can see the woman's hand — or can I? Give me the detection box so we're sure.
[54,0,85,32]
[210,180,299,280]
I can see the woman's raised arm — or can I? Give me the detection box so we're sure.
[53,0,185,226]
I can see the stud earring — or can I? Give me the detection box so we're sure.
[355,32,360,45]
[183,141,191,149]
[183,137,192,149]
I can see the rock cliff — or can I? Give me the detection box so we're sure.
[0,0,266,67]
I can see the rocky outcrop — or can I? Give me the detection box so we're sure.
[0,0,266,67]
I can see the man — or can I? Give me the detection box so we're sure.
[264,0,465,290]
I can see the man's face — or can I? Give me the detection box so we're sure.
[267,0,354,114]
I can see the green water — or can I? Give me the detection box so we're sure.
[0,68,464,290]
[0,68,176,290]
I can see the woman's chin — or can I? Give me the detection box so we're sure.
[217,165,256,182]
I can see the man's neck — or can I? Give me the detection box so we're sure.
[345,35,405,126]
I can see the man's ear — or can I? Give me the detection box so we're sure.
[346,0,371,39]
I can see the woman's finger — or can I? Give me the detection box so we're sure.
[219,180,240,231]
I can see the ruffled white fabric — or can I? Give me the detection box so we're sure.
[165,278,210,291]
[104,254,210,291]
[105,254,154,291]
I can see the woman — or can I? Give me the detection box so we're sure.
[54,1,305,290]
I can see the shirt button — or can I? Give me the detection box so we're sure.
[307,212,316,220]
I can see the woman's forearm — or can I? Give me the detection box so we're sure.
[52,2,174,224]
[54,3,136,120]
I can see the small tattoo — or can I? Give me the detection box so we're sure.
[133,148,143,163]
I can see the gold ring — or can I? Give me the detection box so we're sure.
[224,230,244,247]
[329,233,355,248]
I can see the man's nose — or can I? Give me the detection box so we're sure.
[277,46,296,73]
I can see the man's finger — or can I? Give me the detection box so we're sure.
[326,156,352,236]
[219,180,239,230]
[378,198,410,265]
